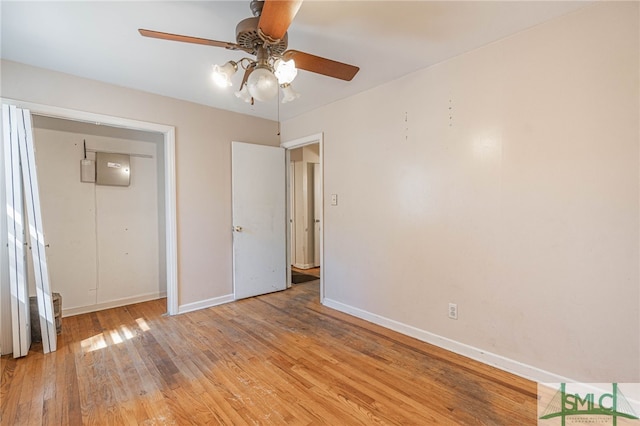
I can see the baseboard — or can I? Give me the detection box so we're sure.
[62,291,167,317]
[178,293,234,315]
[323,298,575,384]
[293,263,315,269]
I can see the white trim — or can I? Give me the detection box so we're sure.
[287,158,294,285]
[164,128,178,315]
[281,132,323,150]
[17,108,57,353]
[0,98,179,316]
[178,294,234,315]
[1,99,171,134]
[281,132,324,302]
[323,298,576,384]
[2,105,31,357]
[293,263,315,270]
[62,292,167,318]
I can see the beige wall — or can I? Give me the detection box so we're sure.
[1,59,279,312]
[282,2,639,382]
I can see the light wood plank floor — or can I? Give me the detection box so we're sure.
[1,282,537,425]
[291,266,320,278]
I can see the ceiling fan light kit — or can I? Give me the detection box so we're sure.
[212,56,297,102]
[211,61,238,88]
[274,59,297,85]
[139,0,359,106]
[246,65,279,102]
[235,85,253,104]
[280,83,301,104]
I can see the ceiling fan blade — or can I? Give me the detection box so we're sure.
[138,29,242,51]
[283,50,360,81]
[258,0,303,41]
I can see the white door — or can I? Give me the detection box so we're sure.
[16,107,57,353]
[3,105,57,355]
[3,104,31,357]
[313,163,321,267]
[232,141,286,299]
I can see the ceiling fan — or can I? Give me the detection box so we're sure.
[139,0,360,104]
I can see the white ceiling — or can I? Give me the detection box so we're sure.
[2,1,592,121]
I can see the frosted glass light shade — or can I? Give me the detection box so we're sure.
[246,66,278,102]
[274,59,297,85]
[281,83,300,103]
[212,61,237,87]
[235,85,252,103]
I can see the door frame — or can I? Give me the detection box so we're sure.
[281,133,324,302]
[289,162,296,266]
[313,162,321,268]
[0,99,178,327]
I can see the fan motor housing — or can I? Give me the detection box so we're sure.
[236,17,288,55]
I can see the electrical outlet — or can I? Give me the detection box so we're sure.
[448,303,458,320]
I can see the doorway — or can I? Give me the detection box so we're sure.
[32,115,166,316]
[0,100,177,355]
[282,133,323,300]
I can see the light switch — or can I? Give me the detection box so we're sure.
[331,194,338,206]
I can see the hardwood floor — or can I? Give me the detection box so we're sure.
[291,266,320,278]
[1,282,537,425]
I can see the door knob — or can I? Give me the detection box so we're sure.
[233,226,243,232]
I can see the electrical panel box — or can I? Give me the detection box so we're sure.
[95,152,130,187]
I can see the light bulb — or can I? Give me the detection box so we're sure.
[246,66,278,102]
